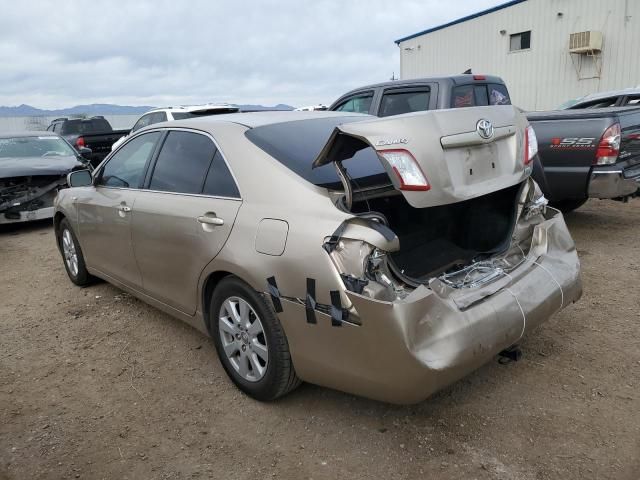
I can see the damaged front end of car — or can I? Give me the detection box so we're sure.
[0,175,68,224]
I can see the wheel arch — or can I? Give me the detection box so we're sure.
[202,270,235,333]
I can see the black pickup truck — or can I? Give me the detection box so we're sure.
[331,76,640,212]
[527,107,640,212]
[47,117,128,166]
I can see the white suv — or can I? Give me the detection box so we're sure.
[111,104,239,151]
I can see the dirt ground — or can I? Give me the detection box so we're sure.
[1,199,639,480]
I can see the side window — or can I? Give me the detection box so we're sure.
[148,131,216,194]
[52,123,61,133]
[97,132,161,188]
[131,114,153,133]
[379,89,430,117]
[509,30,531,51]
[489,84,511,105]
[624,96,640,106]
[202,150,240,198]
[334,93,373,114]
[570,97,619,109]
[148,112,168,125]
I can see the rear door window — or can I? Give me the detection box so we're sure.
[202,150,240,198]
[97,132,161,188]
[379,88,430,117]
[148,131,216,194]
[333,93,374,114]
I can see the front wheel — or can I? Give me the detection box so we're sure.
[210,276,301,401]
[57,218,94,286]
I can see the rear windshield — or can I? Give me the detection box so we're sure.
[245,116,388,189]
[62,118,112,134]
[452,83,511,108]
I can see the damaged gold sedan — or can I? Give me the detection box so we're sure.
[54,108,581,404]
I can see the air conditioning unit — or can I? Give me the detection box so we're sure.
[569,31,603,53]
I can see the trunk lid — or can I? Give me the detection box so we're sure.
[313,105,531,208]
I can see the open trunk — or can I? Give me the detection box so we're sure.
[350,183,521,284]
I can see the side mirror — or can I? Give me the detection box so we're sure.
[78,146,93,159]
[67,169,93,188]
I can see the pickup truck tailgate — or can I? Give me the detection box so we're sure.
[314,105,530,208]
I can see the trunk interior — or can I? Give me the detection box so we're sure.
[350,183,522,283]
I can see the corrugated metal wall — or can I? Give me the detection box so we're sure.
[398,0,640,110]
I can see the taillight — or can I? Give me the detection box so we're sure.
[75,136,85,148]
[377,149,430,191]
[595,123,621,165]
[473,75,486,80]
[524,125,538,165]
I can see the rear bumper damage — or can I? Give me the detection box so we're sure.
[277,209,581,404]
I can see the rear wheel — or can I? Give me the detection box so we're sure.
[551,198,588,213]
[210,276,300,401]
[57,218,94,286]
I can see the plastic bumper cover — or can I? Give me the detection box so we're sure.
[277,210,582,404]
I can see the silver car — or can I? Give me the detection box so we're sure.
[55,109,582,404]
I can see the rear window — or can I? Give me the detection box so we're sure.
[379,89,430,117]
[452,83,511,108]
[245,116,388,189]
[62,118,112,134]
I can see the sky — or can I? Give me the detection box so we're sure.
[0,0,505,109]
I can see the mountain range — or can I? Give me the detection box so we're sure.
[0,103,294,117]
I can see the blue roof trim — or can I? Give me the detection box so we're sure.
[394,0,527,44]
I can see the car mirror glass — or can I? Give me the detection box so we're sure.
[67,169,93,188]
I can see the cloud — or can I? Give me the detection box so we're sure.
[0,0,504,108]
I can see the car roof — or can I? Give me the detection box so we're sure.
[0,131,58,139]
[152,110,370,131]
[335,74,505,97]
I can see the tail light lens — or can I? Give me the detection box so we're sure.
[75,136,85,148]
[524,125,538,165]
[595,123,621,165]
[377,149,430,191]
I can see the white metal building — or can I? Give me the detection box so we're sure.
[395,0,640,110]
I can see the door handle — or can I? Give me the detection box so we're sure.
[118,205,132,213]
[197,215,224,226]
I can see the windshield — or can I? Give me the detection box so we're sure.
[0,136,77,158]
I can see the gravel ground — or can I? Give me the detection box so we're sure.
[1,199,639,480]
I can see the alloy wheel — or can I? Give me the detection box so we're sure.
[218,296,269,382]
[62,229,79,277]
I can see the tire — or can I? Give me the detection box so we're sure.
[551,198,588,214]
[210,276,301,401]
[57,218,94,286]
